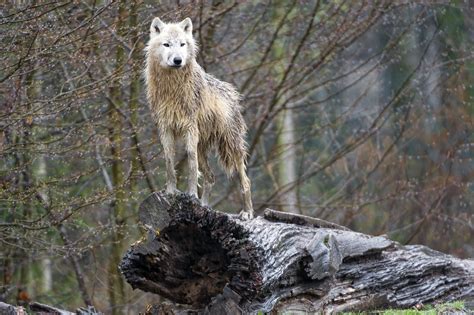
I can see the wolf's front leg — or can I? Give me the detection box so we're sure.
[160,129,177,194]
[186,129,199,197]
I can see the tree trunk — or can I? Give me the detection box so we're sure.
[107,1,128,312]
[128,0,143,198]
[277,108,299,213]
[119,192,474,314]
[58,225,93,307]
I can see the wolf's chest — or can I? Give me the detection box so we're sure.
[154,91,199,132]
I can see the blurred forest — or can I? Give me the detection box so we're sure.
[1,0,473,313]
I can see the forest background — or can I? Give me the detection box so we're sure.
[1,1,473,313]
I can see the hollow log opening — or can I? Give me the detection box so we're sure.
[139,222,231,305]
[120,193,262,307]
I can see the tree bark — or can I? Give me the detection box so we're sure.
[120,192,474,314]
[107,1,128,312]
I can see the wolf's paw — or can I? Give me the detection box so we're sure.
[239,210,254,221]
[165,187,179,195]
[186,190,198,199]
[200,198,209,207]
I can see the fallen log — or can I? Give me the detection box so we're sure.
[0,302,22,315]
[0,301,100,315]
[120,192,474,314]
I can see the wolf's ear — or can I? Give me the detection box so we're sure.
[150,17,165,34]
[179,17,192,34]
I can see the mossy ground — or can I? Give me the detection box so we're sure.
[343,301,467,315]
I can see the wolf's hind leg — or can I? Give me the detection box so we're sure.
[198,150,215,206]
[160,129,177,194]
[237,157,253,220]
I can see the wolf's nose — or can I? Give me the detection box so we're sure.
[173,57,182,66]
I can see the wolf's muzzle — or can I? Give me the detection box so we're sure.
[173,57,182,66]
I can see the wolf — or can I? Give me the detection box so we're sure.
[145,17,254,219]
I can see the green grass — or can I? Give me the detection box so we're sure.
[343,301,466,315]
[262,301,467,314]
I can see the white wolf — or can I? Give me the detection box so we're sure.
[145,17,254,219]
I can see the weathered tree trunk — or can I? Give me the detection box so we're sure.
[120,192,474,314]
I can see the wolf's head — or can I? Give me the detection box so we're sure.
[146,17,197,69]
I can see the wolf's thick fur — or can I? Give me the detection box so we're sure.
[145,17,253,219]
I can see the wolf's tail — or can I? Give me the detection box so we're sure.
[217,131,248,176]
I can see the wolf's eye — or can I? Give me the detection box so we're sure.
[163,43,170,47]
[180,43,185,47]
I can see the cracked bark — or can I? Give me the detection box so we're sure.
[120,192,474,314]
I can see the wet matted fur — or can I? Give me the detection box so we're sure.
[145,17,253,219]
